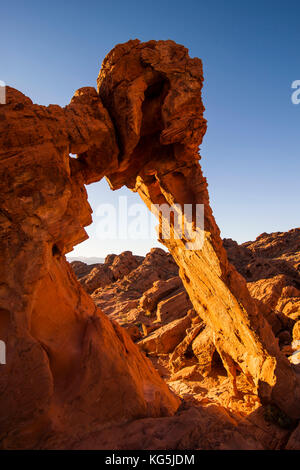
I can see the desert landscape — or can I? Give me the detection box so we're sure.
[0,38,300,451]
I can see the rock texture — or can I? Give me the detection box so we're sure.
[224,229,300,325]
[72,404,289,450]
[0,86,179,449]
[90,248,180,324]
[1,37,300,450]
[72,244,300,450]
[71,251,144,294]
[98,39,300,414]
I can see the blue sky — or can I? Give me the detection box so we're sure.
[2,0,299,257]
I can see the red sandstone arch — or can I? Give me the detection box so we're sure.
[0,39,299,449]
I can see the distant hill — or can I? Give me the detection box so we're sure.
[67,256,104,265]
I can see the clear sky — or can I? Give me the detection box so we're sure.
[2,0,299,258]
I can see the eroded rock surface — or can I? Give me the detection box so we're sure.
[225,229,300,323]
[98,39,300,415]
[91,248,180,325]
[0,86,179,449]
[71,251,144,294]
[224,230,300,361]
[1,38,300,450]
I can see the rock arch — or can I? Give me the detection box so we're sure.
[97,39,300,414]
[0,39,299,448]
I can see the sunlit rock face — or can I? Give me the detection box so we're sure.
[0,85,179,449]
[0,39,300,450]
[224,229,300,324]
[98,39,300,415]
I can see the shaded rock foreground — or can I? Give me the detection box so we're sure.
[1,38,300,449]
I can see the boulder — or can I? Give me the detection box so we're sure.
[140,276,183,314]
[138,315,192,355]
[192,326,216,375]
[156,288,193,323]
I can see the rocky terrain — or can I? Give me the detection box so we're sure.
[225,229,300,332]
[72,229,300,358]
[70,228,300,449]
[1,38,300,449]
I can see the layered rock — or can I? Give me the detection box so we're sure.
[91,248,179,323]
[97,39,300,414]
[224,230,300,345]
[224,229,300,321]
[71,231,300,449]
[71,250,144,294]
[1,37,300,450]
[138,314,193,355]
[72,249,193,351]
[0,86,179,449]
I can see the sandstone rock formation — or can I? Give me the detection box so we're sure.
[71,249,214,375]
[224,230,300,357]
[138,314,192,355]
[224,229,300,325]
[71,404,289,450]
[0,86,179,449]
[97,39,300,414]
[71,251,144,294]
[90,248,180,324]
[1,38,300,450]
[71,233,300,450]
